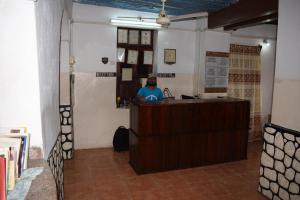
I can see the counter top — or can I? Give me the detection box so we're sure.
[132,97,248,107]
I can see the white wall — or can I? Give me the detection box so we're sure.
[60,10,71,105]
[0,0,72,158]
[271,0,300,131]
[196,25,277,127]
[35,0,67,157]
[156,22,197,98]
[72,3,197,74]
[71,6,131,148]
[73,23,117,72]
[199,30,231,95]
[157,26,196,74]
[72,3,198,148]
[231,24,277,127]
[72,3,278,149]
[205,30,231,52]
[64,0,73,18]
[233,25,277,39]
[72,3,158,23]
[274,0,300,80]
[0,0,42,149]
[73,74,129,149]
[193,16,231,94]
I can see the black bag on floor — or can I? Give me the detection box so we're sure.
[113,126,129,152]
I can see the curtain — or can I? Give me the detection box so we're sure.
[228,44,262,141]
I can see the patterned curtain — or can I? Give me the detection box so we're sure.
[228,44,262,141]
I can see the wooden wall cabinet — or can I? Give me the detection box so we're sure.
[116,28,154,107]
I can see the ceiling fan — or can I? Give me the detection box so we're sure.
[156,0,170,25]
[114,0,208,28]
[156,0,208,26]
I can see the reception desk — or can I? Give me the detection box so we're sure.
[129,98,250,174]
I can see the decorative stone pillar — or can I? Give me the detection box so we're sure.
[259,123,300,200]
[59,105,74,159]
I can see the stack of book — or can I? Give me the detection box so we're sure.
[0,127,30,200]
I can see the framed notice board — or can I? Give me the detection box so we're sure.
[116,27,154,107]
[205,51,229,93]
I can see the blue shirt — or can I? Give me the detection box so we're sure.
[137,87,164,102]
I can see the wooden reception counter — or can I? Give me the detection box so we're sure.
[129,97,250,174]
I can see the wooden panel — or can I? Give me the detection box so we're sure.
[224,12,278,30]
[129,104,139,133]
[191,132,207,166]
[205,87,227,93]
[129,130,141,172]
[208,0,278,30]
[129,98,250,174]
[136,106,152,136]
[162,135,179,170]
[177,134,193,168]
[191,103,202,132]
[151,106,172,135]
[171,104,194,134]
[140,136,163,173]
[206,51,229,57]
[235,101,251,130]
[116,28,154,105]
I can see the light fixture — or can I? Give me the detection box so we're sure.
[156,10,170,25]
[156,0,170,26]
[69,56,76,65]
[110,19,162,29]
[263,39,270,46]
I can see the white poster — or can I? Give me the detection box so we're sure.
[117,48,125,63]
[122,68,132,81]
[205,52,229,88]
[129,30,139,45]
[143,51,153,65]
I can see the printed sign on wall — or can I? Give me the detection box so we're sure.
[205,51,229,93]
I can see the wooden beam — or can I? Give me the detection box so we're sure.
[208,0,278,30]
[170,12,208,22]
[224,12,278,30]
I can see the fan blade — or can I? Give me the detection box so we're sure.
[117,16,156,20]
[118,16,139,18]
[141,17,157,19]
[170,12,208,22]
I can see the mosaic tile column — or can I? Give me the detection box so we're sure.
[59,105,74,160]
[48,134,64,200]
[259,124,300,200]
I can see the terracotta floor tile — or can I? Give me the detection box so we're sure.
[115,165,137,178]
[125,176,159,192]
[93,178,125,192]
[92,190,130,200]
[64,171,93,185]
[64,141,267,200]
[69,193,95,200]
[152,173,190,191]
[232,191,267,200]
[131,189,171,200]
[64,182,95,199]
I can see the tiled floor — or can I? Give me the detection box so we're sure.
[64,141,267,200]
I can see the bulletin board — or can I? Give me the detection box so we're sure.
[205,51,229,93]
[116,27,154,107]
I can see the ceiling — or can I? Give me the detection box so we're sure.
[73,0,239,15]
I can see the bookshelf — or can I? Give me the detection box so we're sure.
[0,128,30,198]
